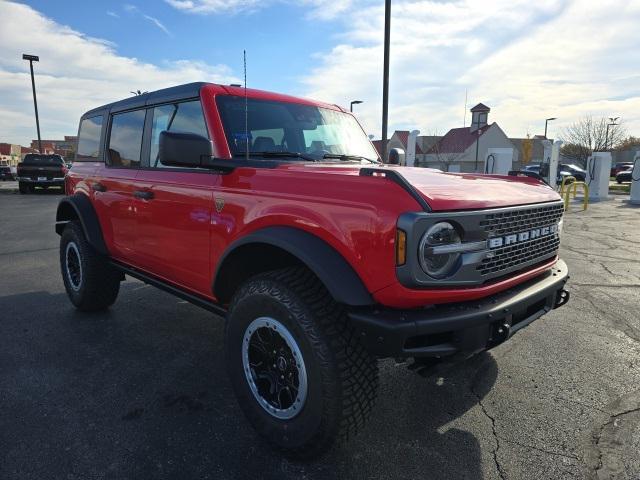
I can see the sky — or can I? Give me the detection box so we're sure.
[1,0,639,147]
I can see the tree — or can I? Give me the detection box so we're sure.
[427,130,467,172]
[615,136,640,151]
[559,116,626,167]
[521,135,533,165]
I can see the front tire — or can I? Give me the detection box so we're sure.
[18,182,30,194]
[60,221,121,311]
[225,267,379,459]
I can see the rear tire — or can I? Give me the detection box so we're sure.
[225,267,379,459]
[60,221,121,311]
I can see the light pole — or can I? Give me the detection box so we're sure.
[544,117,557,139]
[380,0,391,163]
[22,54,42,154]
[350,100,363,112]
[605,117,619,151]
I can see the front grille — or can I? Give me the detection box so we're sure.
[478,235,560,275]
[477,203,563,276]
[479,203,564,236]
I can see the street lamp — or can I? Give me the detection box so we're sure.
[380,0,391,162]
[605,117,619,151]
[544,117,557,139]
[22,54,42,154]
[350,100,363,112]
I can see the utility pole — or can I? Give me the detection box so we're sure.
[380,0,391,163]
[22,54,42,154]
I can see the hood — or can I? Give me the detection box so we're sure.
[277,163,561,212]
[387,167,561,211]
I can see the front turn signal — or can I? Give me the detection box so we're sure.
[396,229,407,266]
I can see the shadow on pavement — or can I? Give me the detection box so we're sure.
[0,284,496,480]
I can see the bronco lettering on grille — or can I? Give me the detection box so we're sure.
[488,224,558,249]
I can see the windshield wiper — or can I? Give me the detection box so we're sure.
[233,151,317,162]
[321,153,379,164]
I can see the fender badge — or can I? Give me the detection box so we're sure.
[215,197,225,213]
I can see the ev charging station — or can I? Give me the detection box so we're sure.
[547,140,562,186]
[405,130,420,167]
[630,152,640,205]
[484,148,514,175]
[585,151,612,201]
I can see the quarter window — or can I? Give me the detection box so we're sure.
[108,110,145,168]
[77,116,103,160]
[149,101,208,168]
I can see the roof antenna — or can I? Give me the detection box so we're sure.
[244,49,249,162]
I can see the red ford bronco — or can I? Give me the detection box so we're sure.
[56,82,569,457]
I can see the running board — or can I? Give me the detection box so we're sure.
[111,261,227,317]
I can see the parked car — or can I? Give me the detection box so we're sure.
[56,82,570,458]
[611,162,633,177]
[616,168,634,183]
[16,154,68,193]
[521,163,583,185]
[558,163,586,182]
[0,165,15,181]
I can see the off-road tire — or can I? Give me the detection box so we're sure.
[225,267,379,459]
[60,221,121,311]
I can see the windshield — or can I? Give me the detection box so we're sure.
[216,96,379,162]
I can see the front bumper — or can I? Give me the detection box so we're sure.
[348,259,569,358]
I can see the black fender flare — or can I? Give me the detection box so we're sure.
[213,226,374,306]
[55,194,108,255]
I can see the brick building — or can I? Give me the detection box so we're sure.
[30,136,77,161]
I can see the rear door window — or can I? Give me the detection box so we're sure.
[77,116,103,160]
[107,110,145,168]
[148,100,208,168]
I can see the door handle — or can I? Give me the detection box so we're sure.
[92,182,106,192]
[133,190,154,200]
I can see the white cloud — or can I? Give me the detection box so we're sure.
[300,0,640,140]
[143,14,172,37]
[106,11,119,18]
[163,0,359,19]
[123,3,173,36]
[0,2,237,146]
[164,0,263,14]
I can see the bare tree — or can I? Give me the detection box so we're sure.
[559,116,626,167]
[615,136,640,151]
[426,130,467,172]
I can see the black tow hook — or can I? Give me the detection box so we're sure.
[554,289,570,309]
[487,314,512,349]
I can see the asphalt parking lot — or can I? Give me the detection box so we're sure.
[1,190,639,480]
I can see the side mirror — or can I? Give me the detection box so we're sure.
[159,131,212,168]
[388,147,405,165]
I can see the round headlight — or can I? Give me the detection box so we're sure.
[419,222,462,278]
